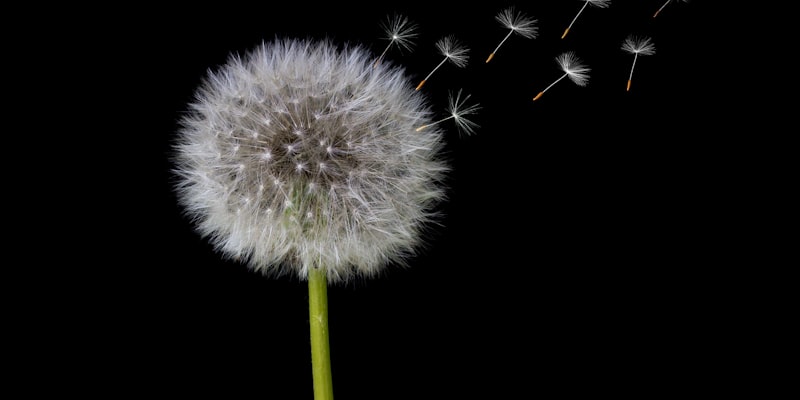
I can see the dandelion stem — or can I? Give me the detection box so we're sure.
[418,115,454,131]
[374,44,392,66]
[627,53,638,91]
[534,73,570,101]
[543,73,568,94]
[428,58,450,79]
[417,58,448,90]
[487,31,514,62]
[654,0,671,18]
[562,1,589,39]
[309,267,334,400]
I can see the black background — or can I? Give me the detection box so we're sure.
[31,1,743,398]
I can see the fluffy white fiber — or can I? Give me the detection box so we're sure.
[174,39,449,282]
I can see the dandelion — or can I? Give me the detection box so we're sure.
[533,51,590,101]
[415,35,469,90]
[653,0,688,18]
[174,38,449,400]
[561,0,611,39]
[374,14,418,67]
[416,89,481,136]
[486,7,538,63]
[621,35,655,91]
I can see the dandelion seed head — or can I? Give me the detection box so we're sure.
[381,14,418,53]
[496,7,539,39]
[622,35,656,55]
[447,90,481,136]
[586,0,612,8]
[653,0,688,17]
[436,36,470,68]
[174,39,449,282]
[556,51,591,86]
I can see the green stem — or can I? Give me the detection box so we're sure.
[309,267,333,400]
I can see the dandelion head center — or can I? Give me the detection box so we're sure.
[214,88,370,212]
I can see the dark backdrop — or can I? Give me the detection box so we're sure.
[34,1,731,398]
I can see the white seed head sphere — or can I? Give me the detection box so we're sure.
[174,39,449,282]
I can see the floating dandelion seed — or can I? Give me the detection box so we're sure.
[416,36,469,90]
[374,14,418,67]
[416,89,480,136]
[561,0,611,39]
[654,0,688,18]
[533,51,590,101]
[622,35,655,91]
[486,7,538,63]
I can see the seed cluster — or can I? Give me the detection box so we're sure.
[175,40,448,280]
